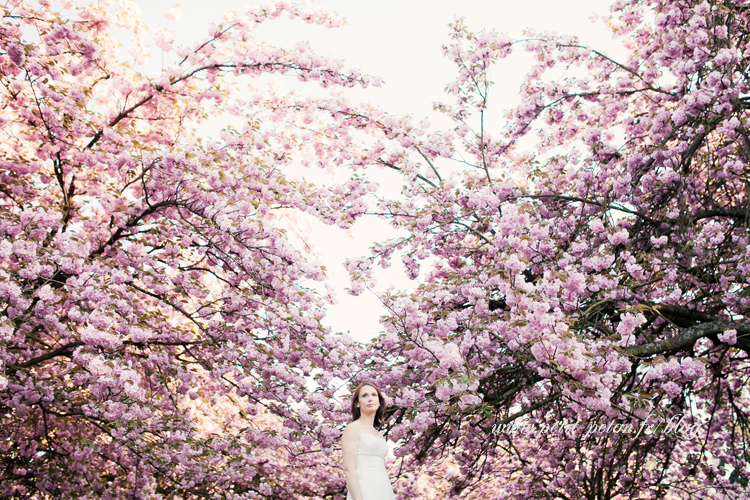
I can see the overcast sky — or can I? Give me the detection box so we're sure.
[134,0,624,341]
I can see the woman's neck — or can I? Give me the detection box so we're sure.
[358,413,376,428]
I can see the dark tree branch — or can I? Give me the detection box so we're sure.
[651,304,717,323]
[623,321,750,357]
[692,208,749,223]
[487,392,562,432]
[6,341,83,374]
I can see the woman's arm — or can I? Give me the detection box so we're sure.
[342,425,363,500]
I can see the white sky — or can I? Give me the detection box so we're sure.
[134,0,624,341]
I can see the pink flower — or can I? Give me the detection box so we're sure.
[459,394,482,409]
[435,383,452,401]
[152,27,173,52]
[589,218,605,233]
[616,312,646,344]
[662,381,681,398]
[164,4,181,23]
[7,43,25,66]
[504,254,526,276]
[718,329,737,345]
[438,341,463,370]
[607,230,629,246]
[80,325,122,349]
[650,235,668,248]
[36,284,56,302]
[582,127,602,146]
[0,320,12,341]
[0,240,11,258]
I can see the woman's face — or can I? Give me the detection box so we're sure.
[358,385,380,414]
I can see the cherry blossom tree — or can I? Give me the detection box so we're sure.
[4,0,750,498]
[0,0,372,498]
[338,0,750,498]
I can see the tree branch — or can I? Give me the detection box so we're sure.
[489,392,561,431]
[623,321,750,357]
[6,341,83,374]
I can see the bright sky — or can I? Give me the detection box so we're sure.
[135,0,623,341]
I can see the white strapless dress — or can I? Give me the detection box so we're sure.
[346,433,396,500]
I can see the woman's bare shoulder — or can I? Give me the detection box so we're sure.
[342,421,361,438]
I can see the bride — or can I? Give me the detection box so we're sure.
[341,382,396,500]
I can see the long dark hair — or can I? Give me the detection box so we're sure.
[350,382,386,428]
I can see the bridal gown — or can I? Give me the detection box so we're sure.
[346,433,396,500]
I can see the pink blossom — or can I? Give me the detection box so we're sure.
[80,325,122,349]
[718,329,737,345]
[616,312,646,344]
[164,4,181,23]
[7,43,24,66]
[36,284,56,302]
[2,0,750,497]
[607,230,629,245]
[435,383,452,401]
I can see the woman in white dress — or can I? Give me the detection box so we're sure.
[341,382,396,500]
